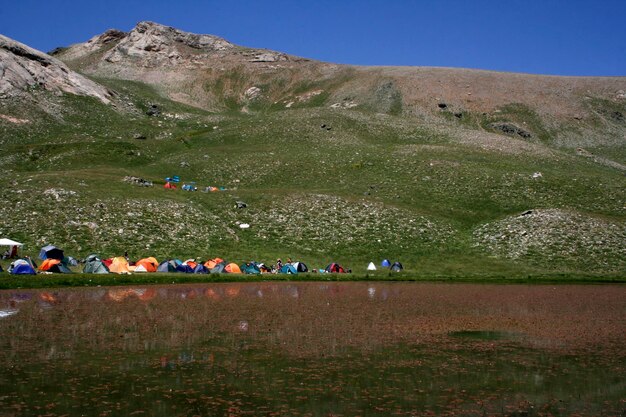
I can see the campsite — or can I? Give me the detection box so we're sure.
[1,4,625,416]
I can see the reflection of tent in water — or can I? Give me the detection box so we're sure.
[390,261,403,272]
[280,264,298,274]
[367,262,377,271]
[108,257,130,274]
[9,259,36,275]
[293,262,308,273]
[39,258,71,273]
[83,254,109,274]
[108,288,157,302]
[39,245,64,260]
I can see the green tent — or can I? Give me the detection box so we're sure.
[83,254,109,274]
[241,263,261,275]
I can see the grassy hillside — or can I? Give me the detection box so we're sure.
[0,78,624,277]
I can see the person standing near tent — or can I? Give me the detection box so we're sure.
[9,245,18,259]
[275,259,283,273]
[24,255,36,269]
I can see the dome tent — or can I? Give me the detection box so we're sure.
[381,259,391,267]
[367,262,377,271]
[293,262,308,273]
[390,261,404,272]
[39,245,64,261]
[9,259,36,275]
[280,264,298,274]
[83,254,109,274]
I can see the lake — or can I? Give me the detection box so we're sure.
[0,282,624,416]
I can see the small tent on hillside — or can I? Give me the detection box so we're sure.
[381,259,391,267]
[39,245,64,261]
[325,263,346,273]
[293,262,308,273]
[39,258,71,273]
[83,254,109,274]
[224,263,241,274]
[157,260,177,273]
[390,261,403,272]
[9,259,36,275]
[135,257,159,273]
[164,182,177,189]
[109,257,130,274]
[367,262,377,271]
[280,264,298,274]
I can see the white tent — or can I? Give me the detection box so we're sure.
[367,262,377,271]
[0,238,23,247]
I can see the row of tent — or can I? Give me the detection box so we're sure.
[83,256,321,275]
[9,255,341,275]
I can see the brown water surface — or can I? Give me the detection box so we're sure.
[0,283,624,416]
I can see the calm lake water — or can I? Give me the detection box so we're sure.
[0,282,624,416]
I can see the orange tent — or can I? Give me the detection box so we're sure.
[109,256,130,274]
[164,182,177,189]
[183,259,198,269]
[204,258,224,269]
[224,263,241,274]
[135,257,158,272]
[39,258,61,271]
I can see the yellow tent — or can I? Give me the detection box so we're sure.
[109,256,130,274]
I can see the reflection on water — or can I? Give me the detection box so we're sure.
[0,283,624,416]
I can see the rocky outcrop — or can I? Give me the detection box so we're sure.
[102,21,236,66]
[0,34,112,103]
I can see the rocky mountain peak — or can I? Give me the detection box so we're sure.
[102,21,235,65]
[0,34,112,103]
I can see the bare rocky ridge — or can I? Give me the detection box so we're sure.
[52,22,626,123]
[0,34,112,103]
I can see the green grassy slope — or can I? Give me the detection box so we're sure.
[0,78,624,277]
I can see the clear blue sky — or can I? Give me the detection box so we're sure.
[2,0,625,76]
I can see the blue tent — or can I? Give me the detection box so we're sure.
[210,263,226,274]
[39,245,64,261]
[175,264,194,273]
[193,264,209,274]
[381,259,391,267]
[157,260,177,273]
[280,264,298,274]
[10,262,36,275]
